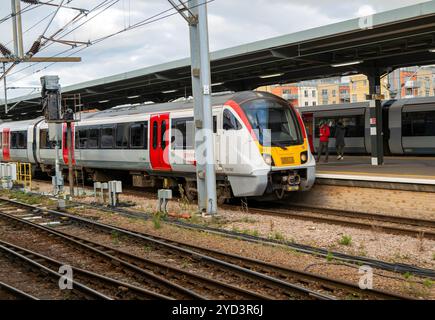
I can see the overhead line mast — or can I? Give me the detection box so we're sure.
[169,0,217,215]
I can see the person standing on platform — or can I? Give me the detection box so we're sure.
[316,121,330,163]
[335,120,346,160]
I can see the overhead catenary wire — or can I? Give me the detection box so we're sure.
[6,0,215,88]
[6,0,120,78]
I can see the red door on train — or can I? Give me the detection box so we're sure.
[149,113,171,171]
[2,128,10,161]
[62,123,76,165]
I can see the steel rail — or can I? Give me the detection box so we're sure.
[234,204,435,240]
[0,210,205,300]
[0,198,336,300]
[0,243,112,300]
[0,280,39,300]
[0,239,173,300]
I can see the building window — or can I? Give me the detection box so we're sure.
[283,89,290,94]
[305,102,309,106]
[312,90,316,98]
[304,90,308,98]
[352,94,357,103]
[332,90,336,97]
[322,89,328,96]
[312,101,316,106]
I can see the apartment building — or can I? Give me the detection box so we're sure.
[298,86,317,107]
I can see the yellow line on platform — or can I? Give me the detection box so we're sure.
[317,170,435,180]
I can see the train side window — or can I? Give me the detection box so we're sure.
[78,128,88,149]
[152,121,158,149]
[171,117,194,150]
[223,109,242,131]
[10,132,17,148]
[11,131,27,149]
[402,111,435,136]
[314,116,364,138]
[161,120,167,150]
[101,126,114,148]
[115,123,129,148]
[40,129,50,149]
[87,127,100,149]
[130,122,147,149]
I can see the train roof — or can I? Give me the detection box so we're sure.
[80,91,282,120]
[298,96,435,113]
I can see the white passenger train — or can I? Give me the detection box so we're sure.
[299,97,435,155]
[0,91,315,202]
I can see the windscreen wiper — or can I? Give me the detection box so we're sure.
[271,141,287,150]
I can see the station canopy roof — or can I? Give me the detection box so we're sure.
[1,1,435,120]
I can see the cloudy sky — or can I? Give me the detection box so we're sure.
[0,0,430,99]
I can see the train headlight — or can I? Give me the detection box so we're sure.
[262,154,274,166]
[300,151,308,164]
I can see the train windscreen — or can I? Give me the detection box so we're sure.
[241,99,302,147]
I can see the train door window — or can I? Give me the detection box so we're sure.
[78,128,88,149]
[87,127,99,149]
[171,117,194,150]
[161,120,167,150]
[130,122,148,149]
[40,129,50,149]
[223,109,242,131]
[152,121,158,149]
[101,126,114,148]
[115,123,129,148]
[213,115,217,133]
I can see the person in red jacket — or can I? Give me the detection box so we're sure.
[316,120,330,163]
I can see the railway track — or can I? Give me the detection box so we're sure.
[0,281,38,300]
[0,241,111,300]
[230,201,435,240]
[0,207,269,300]
[0,196,413,300]
[0,200,333,300]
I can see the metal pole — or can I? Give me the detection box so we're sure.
[188,0,217,215]
[188,0,206,212]
[67,121,74,197]
[2,63,7,114]
[15,0,24,58]
[54,125,63,194]
[197,0,217,215]
[367,70,384,166]
[11,0,18,56]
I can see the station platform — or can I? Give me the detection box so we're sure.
[315,156,435,192]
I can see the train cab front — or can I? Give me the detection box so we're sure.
[239,92,316,199]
